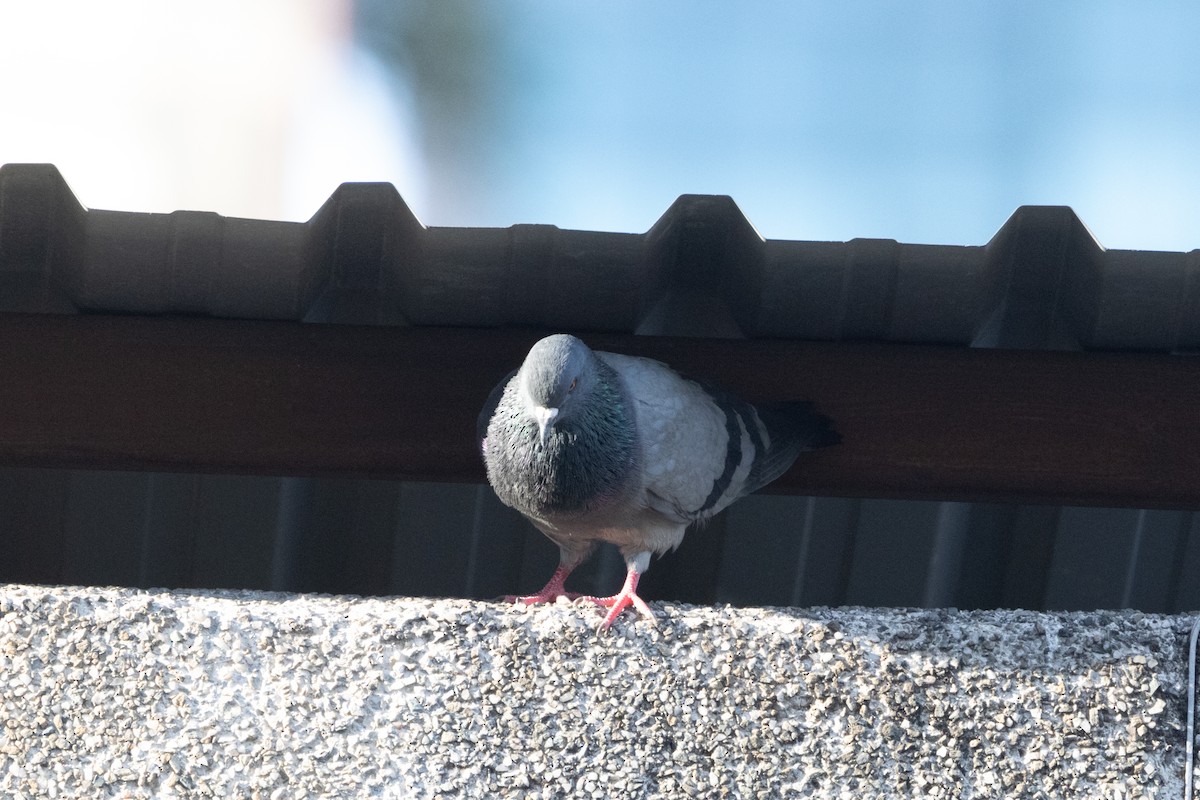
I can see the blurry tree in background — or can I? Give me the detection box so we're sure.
[355,0,512,224]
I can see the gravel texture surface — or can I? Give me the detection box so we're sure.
[0,584,1190,799]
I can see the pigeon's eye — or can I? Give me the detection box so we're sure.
[568,379,578,392]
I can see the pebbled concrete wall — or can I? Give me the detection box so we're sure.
[0,584,1190,798]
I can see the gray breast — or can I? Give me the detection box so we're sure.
[485,367,637,519]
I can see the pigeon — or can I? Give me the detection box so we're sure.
[478,334,840,629]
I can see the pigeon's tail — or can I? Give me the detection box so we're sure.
[743,401,840,494]
[760,401,841,450]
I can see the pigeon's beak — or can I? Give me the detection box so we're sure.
[533,405,559,446]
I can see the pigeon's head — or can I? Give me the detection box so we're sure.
[517,334,598,446]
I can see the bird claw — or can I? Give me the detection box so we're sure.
[502,564,580,607]
[504,590,582,605]
[581,588,657,630]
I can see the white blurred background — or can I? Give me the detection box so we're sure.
[1,0,1197,249]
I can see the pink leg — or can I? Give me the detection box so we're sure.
[578,558,656,629]
[504,563,582,605]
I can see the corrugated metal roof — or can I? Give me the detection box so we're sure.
[3,163,1199,349]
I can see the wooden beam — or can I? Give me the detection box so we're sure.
[0,312,1196,509]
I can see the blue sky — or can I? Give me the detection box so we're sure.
[456,2,1200,251]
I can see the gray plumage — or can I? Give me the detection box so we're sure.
[479,334,839,627]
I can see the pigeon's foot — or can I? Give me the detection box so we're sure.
[506,588,582,605]
[504,564,581,605]
[580,569,656,629]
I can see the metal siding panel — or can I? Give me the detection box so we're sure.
[461,488,535,600]
[138,473,201,590]
[791,498,861,606]
[714,494,813,607]
[844,500,943,607]
[921,502,972,607]
[188,475,282,590]
[1000,506,1061,609]
[713,494,862,608]
[1043,507,1142,610]
[60,471,148,587]
[2,465,1189,617]
[389,482,488,598]
[0,468,70,584]
[1124,510,1192,612]
[299,479,399,596]
[1170,514,1200,611]
[953,504,1020,609]
[267,478,315,592]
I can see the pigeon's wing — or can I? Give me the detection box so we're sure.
[598,352,808,525]
[746,400,840,491]
[477,368,518,456]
